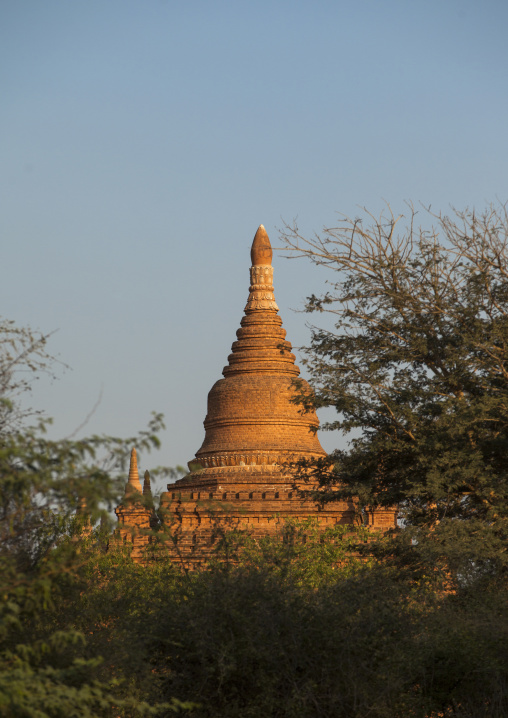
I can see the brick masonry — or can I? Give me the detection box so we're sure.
[114,226,397,565]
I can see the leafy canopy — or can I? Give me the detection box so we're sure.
[0,316,176,717]
[281,203,508,580]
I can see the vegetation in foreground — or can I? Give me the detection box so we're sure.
[4,522,508,718]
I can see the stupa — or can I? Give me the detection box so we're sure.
[114,448,155,561]
[115,226,396,565]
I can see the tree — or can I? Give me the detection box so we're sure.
[80,526,508,718]
[0,318,58,436]
[0,316,179,716]
[280,202,508,583]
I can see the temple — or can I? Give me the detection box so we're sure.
[115,225,396,564]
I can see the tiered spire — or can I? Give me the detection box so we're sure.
[223,225,297,377]
[126,447,142,493]
[115,448,156,560]
[192,225,325,469]
[244,225,278,312]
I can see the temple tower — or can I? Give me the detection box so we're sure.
[157,226,362,565]
[114,448,155,561]
[186,225,325,477]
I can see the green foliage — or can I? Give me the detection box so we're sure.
[210,518,374,587]
[281,203,508,583]
[62,524,377,716]
[52,531,508,718]
[0,316,179,716]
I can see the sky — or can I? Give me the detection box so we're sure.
[1,0,507,491]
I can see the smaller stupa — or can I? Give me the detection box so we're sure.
[114,448,154,562]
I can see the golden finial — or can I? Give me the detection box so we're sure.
[245,225,278,312]
[250,225,273,266]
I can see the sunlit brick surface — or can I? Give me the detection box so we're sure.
[115,226,396,566]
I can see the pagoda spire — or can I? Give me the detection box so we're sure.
[126,447,142,493]
[244,225,278,312]
[222,225,294,377]
[191,223,324,470]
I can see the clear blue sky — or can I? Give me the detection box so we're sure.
[1,0,507,489]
